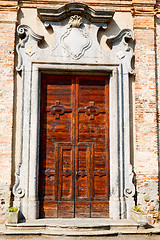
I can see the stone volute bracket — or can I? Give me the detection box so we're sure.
[12,163,25,199]
[106,29,134,75]
[16,25,44,72]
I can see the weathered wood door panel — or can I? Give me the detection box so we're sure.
[39,74,109,218]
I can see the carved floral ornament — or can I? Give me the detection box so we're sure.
[69,15,82,28]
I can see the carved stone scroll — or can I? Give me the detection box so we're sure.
[16,25,44,71]
[124,164,135,198]
[106,29,134,74]
[12,164,25,199]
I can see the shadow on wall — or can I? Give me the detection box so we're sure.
[97,19,121,46]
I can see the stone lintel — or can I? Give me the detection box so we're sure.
[132,0,156,5]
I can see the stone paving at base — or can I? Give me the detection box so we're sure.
[1,219,160,239]
[0,235,160,240]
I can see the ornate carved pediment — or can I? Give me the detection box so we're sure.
[16,4,115,70]
[16,3,134,75]
[37,3,115,61]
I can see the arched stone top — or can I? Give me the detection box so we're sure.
[37,2,114,23]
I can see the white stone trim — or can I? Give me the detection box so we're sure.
[13,12,135,220]
[14,62,134,220]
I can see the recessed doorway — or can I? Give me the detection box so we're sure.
[39,74,110,218]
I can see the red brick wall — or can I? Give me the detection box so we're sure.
[0,0,160,222]
[0,5,18,222]
[133,11,159,211]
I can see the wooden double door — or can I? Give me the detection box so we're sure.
[39,74,110,218]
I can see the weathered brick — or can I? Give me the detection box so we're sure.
[0,9,17,221]
[0,0,160,222]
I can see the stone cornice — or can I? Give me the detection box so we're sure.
[0,7,19,12]
[131,0,159,16]
[37,3,114,23]
[19,1,133,11]
[0,1,160,18]
[132,0,156,5]
[17,1,159,16]
[131,7,157,17]
[0,1,19,11]
[0,1,19,9]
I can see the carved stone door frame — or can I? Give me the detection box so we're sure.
[13,3,135,221]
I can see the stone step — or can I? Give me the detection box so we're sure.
[6,219,141,229]
[4,218,148,236]
[2,228,160,237]
[2,220,160,238]
[2,230,119,237]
